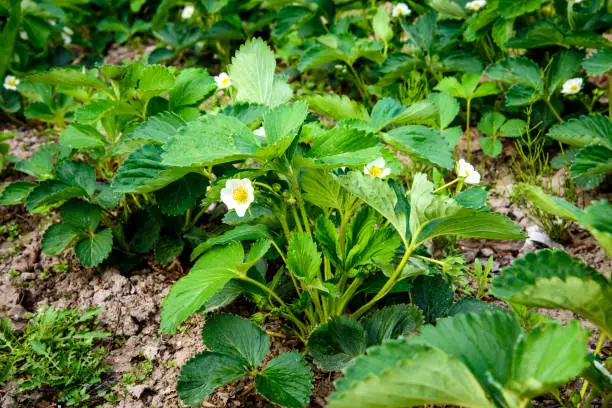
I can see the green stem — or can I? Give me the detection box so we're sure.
[290,204,304,233]
[580,332,606,398]
[465,98,472,162]
[433,178,460,193]
[336,278,363,315]
[609,78,611,119]
[190,206,208,228]
[347,63,370,106]
[546,97,564,123]
[289,168,312,235]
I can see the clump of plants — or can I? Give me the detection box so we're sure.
[0,305,111,405]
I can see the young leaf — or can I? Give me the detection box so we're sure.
[178,352,248,406]
[286,232,322,284]
[228,38,293,107]
[372,6,392,44]
[308,316,367,370]
[492,249,612,337]
[255,351,313,408]
[360,304,423,347]
[161,243,244,334]
[74,228,113,267]
[257,102,308,158]
[202,314,270,368]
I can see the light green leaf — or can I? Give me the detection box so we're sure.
[15,144,57,180]
[287,232,322,284]
[24,68,107,89]
[391,100,437,126]
[138,65,175,95]
[191,224,269,261]
[298,44,344,71]
[498,0,544,18]
[255,351,313,408]
[257,102,308,158]
[177,352,247,406]
[169,68,215,109]
[302,127,381,168]
[372,6,392,43]
[478,111,506,137]
[479,137,502,157]
[75,100,139,124]
[329,342,493,408]
[202,313,269,368]
[306,94,369,121]
[308,316,367,370]
[59,124,106,150]
[41,223,81,255]
[492,249,612,337]
[161,243,244,334]
[0,181,37,205]
[580,200,612,256]
[433,76,465,99]
[123,111,186,145]
[547,114,612,149]
[431,92,459,129]
[75,228,113,267]
[228,38,293,107]
[301,168,352,211]
[485,57,543,90]
[336,171,407,238]
[514,183,583,222]
[162,114,259,167]
[384,126,454,169]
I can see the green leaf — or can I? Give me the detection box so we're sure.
[301,168,352,211]
[74,228,113,267]
[138,65,176,95]
[360,304,423,347]
[202,314,269,368]
[59,124,106,150]
[384,126,454,169]
[329,342,493,408]
[499,119,528,138]
[547,49,583,95]
[191,225,269,261]
[305,94,369,121]
[287,232,322,284]
[336,172,407,238]
[298,44,344,72]
[26,181,84,213]
[177,352,247,406]
[123,111,186,145]
[129,210,161,253]
[431,92,459,129]
[56,161,97,197]
[255,351,313,408]
[301,127,381,169]
[547,114,612,149]
[391,100,437,126]
[315,216,342,268]
[257,102,308,159]
[41,223,81,255]
[513,183,583,222]
[202,0,229,13]
[155,173,208,215]
[492,249,612,337]
[113,144,198,193]
[447,298,504,316]
[308,316,367,370]
[169,68,215,109]
[433,76,465,99]
[580,200,612,256]
[15,144,57,180]
[74,100,139,124]
[498,0,544,18]
[583,49,612,75]
[485,57,543,91]
[154,236,185,265]
[478,111,506,137]
[372,6,392,43]
[571,146,612,181]
[162,114,259,167]
[505,84,540,107]
[369,98,405,132]
[161,243,243,333]
[228,38,293,108]
[410,274,454,323]
[479,137,502,157]
[60,199,102,232]
[25,68,107,89]
[0,181,37,205]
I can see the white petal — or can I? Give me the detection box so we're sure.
[465,170,481,185]
[234,203,250,217]
[381,168,391,178]
[220,187,236,209]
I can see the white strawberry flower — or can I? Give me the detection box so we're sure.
[466,0,486,11]
[391,3,411,18]
[3,75,19,91]
[181,5,195,20]
[19,31,28,41]
[561,78,583,95]
[220,179,255,217]
[456,159,481,184]
[48,20,57,26]
[61,32,72,45]
[364,158,391,179]
[214,72,231,89]
[63,26,74,36]
[253,126,266,138]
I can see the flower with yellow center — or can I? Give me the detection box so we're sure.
[3,75,19,91]
[181,5,195,19]
[456,159,481,184]
[392,3,411,18]
[364,158,391,179]
[220,179,254,217]
[214,72,231,89]
[466,0,486,11]
[561,78,583,95]
[253,126,266,138]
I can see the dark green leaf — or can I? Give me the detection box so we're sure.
[255,351,313,408]
[308,316,367,370]
[360,304,423,347]
[75,228,113,267]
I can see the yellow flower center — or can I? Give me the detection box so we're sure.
[570,84,578,91]
[7,79,15,86]
[369,166,383,177]
[232,186,249,204]
[222,78,230,85]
